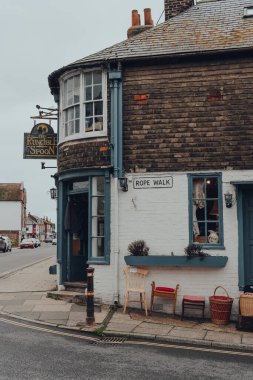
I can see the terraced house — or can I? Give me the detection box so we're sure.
[48,0,253,317]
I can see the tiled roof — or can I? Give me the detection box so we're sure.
[0,183,25,202]
[49,0,253,88]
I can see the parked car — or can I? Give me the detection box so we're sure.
[20,238,35,249]
[52,238,57,245]
[0,236,12,252]
[45,237,53,243]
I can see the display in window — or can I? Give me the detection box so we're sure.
[192,177,220,244]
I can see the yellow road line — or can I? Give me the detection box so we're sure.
[127,339,253,357]
[0,317,99,343]
[1,316,253,357]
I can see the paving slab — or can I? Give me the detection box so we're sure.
[39,311,70,321]
[241,334,253,345]
[33,304,72,312]
[169,326,207,340]
[3,304,35,313]
[0,299,25,305]
[68,311,87,322]
[205,331,242,344]
[133,322,173,335]
[13,292,44,300]
[0,294,15,300]
[106,322,139,333]
[11,311,41,320]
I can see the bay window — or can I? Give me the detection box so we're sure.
[61,70,106,140]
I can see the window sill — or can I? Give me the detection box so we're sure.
[124,255,228,268]
[87,258,110,265]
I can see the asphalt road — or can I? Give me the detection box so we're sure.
[0,243,56,275]
[0,316,253,380]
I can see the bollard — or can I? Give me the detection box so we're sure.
[86,267,95,325]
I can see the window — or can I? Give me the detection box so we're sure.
[189,174,223,247]
[91,177,105,258]
[61,70,106,140]
[67,171,110,264]
[244,7,253,17]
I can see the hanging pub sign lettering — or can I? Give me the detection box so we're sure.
[133,176,173,189]
[23,123,57,159]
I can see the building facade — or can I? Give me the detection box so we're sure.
[48,0,253,317]
[0,183,27,246]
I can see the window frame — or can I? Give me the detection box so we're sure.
[59,69,107,142]
[188,173,224,249]
[65,170,110,265]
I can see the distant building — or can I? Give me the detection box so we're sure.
[0,183,26,246]
[26,213,56,242]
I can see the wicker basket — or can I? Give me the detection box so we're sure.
[209,286,234,325]
[240,293,253,317]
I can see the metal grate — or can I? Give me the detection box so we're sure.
[91,336,126,345]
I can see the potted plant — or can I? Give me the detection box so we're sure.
[127,240,149,256]
[184,243,210,260]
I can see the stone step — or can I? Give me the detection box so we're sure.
[64,281,87,292]
[47,290,102,312]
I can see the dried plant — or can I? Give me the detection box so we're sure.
[127,240,149,256]
[184,243,210,259]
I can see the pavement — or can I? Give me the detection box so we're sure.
[1,255,253,351]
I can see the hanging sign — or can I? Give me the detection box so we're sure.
[23,123,57,159]
[133,176,173,189]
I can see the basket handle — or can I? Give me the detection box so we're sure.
[213,286,230,298]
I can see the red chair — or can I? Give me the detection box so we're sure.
[150,282,179,316]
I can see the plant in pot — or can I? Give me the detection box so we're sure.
[184,243,210,260]
[127,240,149,256]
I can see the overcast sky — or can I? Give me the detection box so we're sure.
[0,0,164,224]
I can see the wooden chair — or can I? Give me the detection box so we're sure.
[123,266,149,317]
[150,282,179,316]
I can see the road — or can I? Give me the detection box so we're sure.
[0,316,253,380]
[0,243,56,275]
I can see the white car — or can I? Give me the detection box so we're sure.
[52,238,57,245]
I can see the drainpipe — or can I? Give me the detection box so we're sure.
[109,70,122,305]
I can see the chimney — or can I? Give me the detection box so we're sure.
[164,0,194,21]
[127,8,154,38]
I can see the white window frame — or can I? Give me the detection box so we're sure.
[59,69,107,142]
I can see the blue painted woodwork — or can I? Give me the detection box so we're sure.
[124,255,228,268]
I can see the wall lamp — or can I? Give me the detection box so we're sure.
[119,177,128,192]
[50,187,57,199]
[224,192,233,208]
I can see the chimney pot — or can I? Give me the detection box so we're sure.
[144,8,153,26]
[132,9,140,26]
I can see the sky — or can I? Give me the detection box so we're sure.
[0,0,164,224]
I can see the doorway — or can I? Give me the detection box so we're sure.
[65,192,89,282]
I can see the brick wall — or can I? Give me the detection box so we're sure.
[164,0,194,20]
[58,138,111,172]
[123,56,253,173]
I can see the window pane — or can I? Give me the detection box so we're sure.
[70,120,74,135]
[86,103,93,117]
[93,71,102,84]
[85,86,92,101]
[75,119,80,133]
[95,101,103,115]
[92,237,104,257]
[94,117,103,131]
[72,180,89,191]
[192,176,221,245]
[75,105,80,118]
[85,118,93,132]
[65,123,68,136]
[94,85,102,100]
[85,73,92,86]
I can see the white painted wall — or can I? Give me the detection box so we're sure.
[92,170,253,319]
[0,202,22,230]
